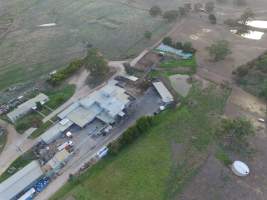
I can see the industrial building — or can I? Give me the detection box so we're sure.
[152,81,174,104]
[39,83,131,144]
[7,93,49,123]
[58,84,130,127]
[0,161,44,200]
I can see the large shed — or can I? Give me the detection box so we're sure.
[0,160,43,200]
[7,93,49,123]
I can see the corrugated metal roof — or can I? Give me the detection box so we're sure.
[7,93,49,123]
[0,161,43,200]
[153,81,174,103]
[57,84,130,128]
[39,120,73,144]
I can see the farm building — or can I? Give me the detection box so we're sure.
[7,93,49,123]
[152,81,174,104]
[58,83,130,128]
[39,118,73,144]
[0,161,44,200]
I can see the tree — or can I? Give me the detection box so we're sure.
[205,2,215,13]
[162,37,173,46]
[209,14,217,24]
[149,6,162,17]
[194,3,203,12]
[260,80,267,100]
[233,0,247,6]
[175,41,183,49]
[144,31,152,39]
[36,102,43,111]
[163,10,179,22]
[224,18,239,27]
[218,118,254,150]
[207,40,232,61]
[84,48,110,84]
[179,7,186,17]
[183,42,193,53]
[184,3,192,13]
[240,8,254,25]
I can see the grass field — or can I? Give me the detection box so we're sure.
[0,131,7,154]
[51,83,230,200]
[0,0,185,93]
[160,56,197,69]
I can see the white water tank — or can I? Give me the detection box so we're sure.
[231,161,250,177]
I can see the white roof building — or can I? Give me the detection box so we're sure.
[0,161,43,200]
[152,81,174,104]
[7,93,49,123]
[57,84,130,128]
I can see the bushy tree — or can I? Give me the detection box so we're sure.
[240,8,254,25]
[184,3,192,13]
[144,31,152,39]
[183,42,193,53]
[179,7,186,17]
[163,10,179,22]
[149,6,162,17]
[209,14,217,24]
[162,37,173,46]
[207,40,232,61]
[84,48,109,84]
[218,118,254,150]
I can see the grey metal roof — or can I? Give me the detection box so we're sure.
[152,81,174,103]
[57,84,130,128]
[0,161,43,200]
[39,119,73,144]
[7,93,49,123]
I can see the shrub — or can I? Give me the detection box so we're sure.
[144,31,152,39]
[108,116,154,155]
[163,10,179,22]
[162,37,173,46]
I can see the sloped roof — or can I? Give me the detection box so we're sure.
[0,161,43,200]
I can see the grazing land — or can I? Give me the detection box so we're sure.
[0,0,187,94]
[51,84,230,200]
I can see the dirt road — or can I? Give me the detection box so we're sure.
[0,119,36,174]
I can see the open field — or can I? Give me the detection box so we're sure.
[0,0,189,94]
[51,83,230,200]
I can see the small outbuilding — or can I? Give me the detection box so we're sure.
[152,81,174,104]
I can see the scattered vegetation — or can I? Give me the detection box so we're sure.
[15,112,43,134]
[206,40,232,61]
[0,149,37,183]
[215,147,232,166]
